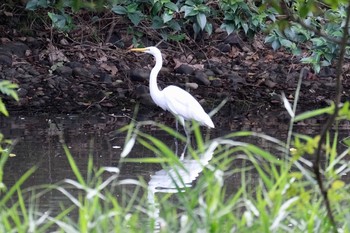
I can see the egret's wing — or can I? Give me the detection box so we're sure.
[162,85,214,128]
[162,86,205,119]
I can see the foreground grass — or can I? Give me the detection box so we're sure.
[0,110,350,233]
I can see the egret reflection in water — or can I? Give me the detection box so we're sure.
[147,140,220,232]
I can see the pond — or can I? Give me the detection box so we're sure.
[1,110,349,221]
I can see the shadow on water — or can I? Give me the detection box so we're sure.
[1,111,350,220]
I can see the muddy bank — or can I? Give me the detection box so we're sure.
[1,27,349,125]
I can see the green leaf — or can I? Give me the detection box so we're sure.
[0,80,18,101]
[264,35,275,44]
[168,20,182,31]
[0,98,9,117]
[162,12,173,23]
[331,180,345,190]
[299,3,310,18]
[205,23,213,35]
[196,13,206,30]
[181,6,196,17]
[168,33,186,42]
[126,3,139,13]
[220,23,235,35]
[152,16,164,29]
[280,39,294,48]
[193,23,200,38]
[242,22,248,34]
[341,137,350,147]
[26,0,48,10]
[338,101,350,121]
[48,12,73,31]
[271,40,280,50]
[128,12,142,25]
[165,2,178,12]
[112,5,127,15]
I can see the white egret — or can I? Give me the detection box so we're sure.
[129,46,214,129]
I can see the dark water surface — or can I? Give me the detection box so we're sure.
[1,112,349,216]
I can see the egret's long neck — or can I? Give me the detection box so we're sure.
[149,53,165,108]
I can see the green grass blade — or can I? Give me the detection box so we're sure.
[63,145,86,186]
[0,166,36,206]
[294,105,334,122]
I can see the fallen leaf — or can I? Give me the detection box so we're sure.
[45,43,69,64]
[173,58,204,70]
[4,11,13,17]
[101,63,118,75]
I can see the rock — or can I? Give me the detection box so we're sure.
[31,101,41,107]
[27,68,40,76]
[194,71,210,86]
[319,67,335,78]
[270,93,281,104]
[134,84,154,106]
[194,51,206,60]
[205,69,215,77]
[36,88,45,96]
[16,67,25,74]
[0,54,12,65]
[17,87,28,97]
[224,32,244,49]
[3,68,16,77]
[6,42,30,57]
[55,65,73,76]
[116,87,127,98]
[175,64,194,75]
[108,31,122,45]
[29,76,40,83]
[227,72,245,91]
[211,79,222,87]
[88,65,100,76]
[99,73,112,84]
[72,67,93,78]
[217,43,231,53]
[227,72,245,84]
[211,66,224,75]
[185,82,198,90]
[286,72,299,87]
[67,61,83,68]
[264,79,277,88]
[130,68,150,82]
[116,60,130,71]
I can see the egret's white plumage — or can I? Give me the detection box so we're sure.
[130,46,214,128]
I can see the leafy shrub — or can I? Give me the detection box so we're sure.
[0,80,18,180]
[25,0,270,39]
[24,0,349,72]
[219,0,273,36]
[0,80,18,117]
[265,1,349,72]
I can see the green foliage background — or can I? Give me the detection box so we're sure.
[23,0,350,73]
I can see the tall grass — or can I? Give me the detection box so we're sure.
[0,88,350,233]
[1,105,350,232]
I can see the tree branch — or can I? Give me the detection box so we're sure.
[280,1,350,232]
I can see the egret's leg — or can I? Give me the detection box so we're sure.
[174,119,179,156]
[181,121,191,160]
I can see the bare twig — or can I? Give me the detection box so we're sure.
[105,15,117,44]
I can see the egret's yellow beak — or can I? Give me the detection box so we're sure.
[129,48,148,52]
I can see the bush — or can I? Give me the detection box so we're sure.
[24,0,349,73]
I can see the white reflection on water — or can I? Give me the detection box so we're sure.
[147,141,220,232]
